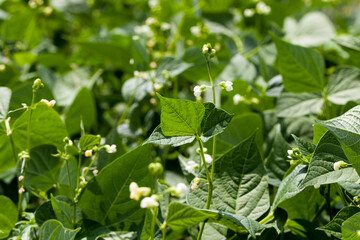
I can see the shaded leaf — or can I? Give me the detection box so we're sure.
[143,125,195,147]
[39,219,80,240]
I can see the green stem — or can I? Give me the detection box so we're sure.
[82,150,99,180]
[18,91,36,217]
[259,212,274,224]
[9,134,17,164]
[326,184,333,220]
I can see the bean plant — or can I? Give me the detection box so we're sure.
[2,0,360,240]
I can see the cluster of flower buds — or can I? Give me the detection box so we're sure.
[32,78,44,92]
[129,182,159,208]
[202,43,216,58]
[218,81,233,92]
[148,162,164,176]
[169,183,189,198]
[333,160,349,171]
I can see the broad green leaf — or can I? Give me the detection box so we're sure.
[157,94,205,136]
[12,103,68,150]
[301,132,358,188]
[51,196,81,229]
[287,219,328,239]
[26,145,62,192]
[79,134,101,151]
[313,124,328,145]
[284,12,335,47]
[317,206,360,239]
[39,219,80,240]
[0,134,16,176]
[155,56,193,79]
[165,202,264,239]
[204,113,263,156]
[78,145,153,226]
[35,201,56,226]
[0,196,18,239]
[143,125,195,147]
[317,106,360,176]
[217,53,257,83]
[65,87,97,136]
[326,66,360,105]
[276,92,324,117]
[0,87,11,121]
[96,231,137,240]
[265,125,291,186]
[334,36,360,67]
[270,32,325,93]
[188,133,270,219]
[342,212,360,240]
[200,102,233,142]
[272,165,307,210]
[292,134,316,156]
[121,77,153,102]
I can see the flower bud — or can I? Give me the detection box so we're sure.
[0,64,6,72]
[85,150,93,157]
[148,162,163,176]
[41,99,56,108]
[104,144,117,153]
[18,187,25,194]
[18,176,24,182]
[32,78,44,92]
[140,196,159,208]
[334,161,347,171]
[5,117,11,136]
[219,81,233,92]
[287,148,302,160]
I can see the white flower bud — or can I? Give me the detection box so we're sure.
[175,183,188,197]
[85,150,93,157]
[5,117,11,136]
[41,99,56,108]
[204,154,212,164]
[219,81,233,92]
[18,187,25,194]
[92,169,99,176]
[129,182,151,201]
[140,196,159,208]
[18,176,24,182]
[190,26,201,37]
[314,184,320,189]
[244,8,255,17]
[233,94,245,105]
[185,160,198,174]
[0,64,6,72]
[191,178,201,191]
[334,161,346,171]
[105,144,117,153]
[256,2,271,15]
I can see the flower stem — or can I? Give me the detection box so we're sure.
[82,150,99,180]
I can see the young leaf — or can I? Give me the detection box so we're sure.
[78,145,153,226]
[79,134,101,151]
[317,106,360,176]
[35,201,56,226]
[342,212,360,240]
[200,102,233,142]
[301,131,358,188]
[39,219,80,240]
[157,93,205,136]
[0,87,11,121]
[51,196,81,229]
[143,125,195,147]
[292,134,316,156]
[326,66,360,105]
[317,206,360,239]
[0,196,18,239]
[276,92,324,117]
[188,132,270,219]
[270,32,325,93]
[165,202,264,239]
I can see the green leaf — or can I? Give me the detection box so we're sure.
[140,208,158,240]
[157,94,205,136]
[317,106,360,176]
[79,134,101,151]
[51,196,81,229]
[0,196,18,239]
[301,132,358,188]
[65,87,97,136]
[0,87,11,121]
[200,102,233,142]
[270,32,325,93]
[78,145,153,226]
[143,125,195,147]
[265,125,291,186]
[13,103,68,150]
[165,202,264,239]
[26,145,63,192]
[317,206,360,239]
[292,134,316,156]
[121,77,153,102]
[39,219,80,240]
[272,165,307,210]
[276,92,324,117]
[334,36,360,68]
[342,212,360,240]
[326,66,360,105]
[188,132,270,219]
[35,201,56,226]
[156,56,193,79]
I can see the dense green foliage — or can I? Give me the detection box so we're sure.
[2,0,360,239]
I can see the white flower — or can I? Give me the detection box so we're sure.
[219,81,233,91]
[244,8,255,17]
[18,187,25,194]
[256,2,271,15]
[140,196,159,208]
[287,149,293,159]
[334,161,346,171]
[134,25,153,37]
[314,184,320,189]
[233,94,245,105]
[5,117,11,136]
[161,23,171,31]
[190,26,201,36]
[191,178,201,191]
[0,64,5,72]
[145,17,156,26]
[18,176,24,182]
[105,144,117,153]
[204,154,212,164]
[85,150,93,157]
[92,169,99,176]
[129,182,151,201]
[154,83,163,91]
[175,183,188,197]
[185,160,198,174]
[202,44,209,54]
[193,85,207,97]
[41,99,56,108]
[129,58,134,65]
